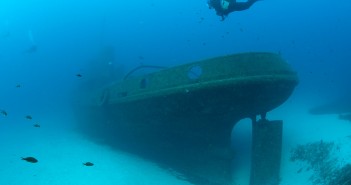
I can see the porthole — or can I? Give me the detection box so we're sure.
[188,65,203,80]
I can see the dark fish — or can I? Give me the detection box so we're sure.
[76,74,82,78]
[83,162,94,166]
[25,115,32,120]
[33,124,40,128]
[16,84,21,88]
[198,17,205,23]
[22,157,38,163]
[1,110,7,116]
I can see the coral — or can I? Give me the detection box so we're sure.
[290,140,351,185]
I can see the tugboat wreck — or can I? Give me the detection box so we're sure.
[76,52,298,185]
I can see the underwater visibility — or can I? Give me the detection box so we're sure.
[0,0,351,185]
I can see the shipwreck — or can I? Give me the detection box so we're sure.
[76,52,298,185]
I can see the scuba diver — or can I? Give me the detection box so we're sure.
[208,0,260,20]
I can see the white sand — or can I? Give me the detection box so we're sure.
[0,121,192,185]
[1,102,350,185]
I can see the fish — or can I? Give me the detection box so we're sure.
[16,84,21,88]
[33,124,40,128]
[21,157,38,163]
[1,110,7,116]
[25,115,32,120]
[83,162,94,166]
[76,74,82,78]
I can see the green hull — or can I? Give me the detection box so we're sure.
[77,52,298,185]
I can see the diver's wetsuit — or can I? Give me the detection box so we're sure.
[208,0,259,20]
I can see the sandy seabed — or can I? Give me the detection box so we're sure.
[0,120,192,185]
[232,101,351,185]
[1,102,350,185]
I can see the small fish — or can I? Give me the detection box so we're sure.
[76,74,82,78]
[33,124,40,128]
[83,162,94,166]
[16,84,21,88]
[1,110,7,116]
[25,115,32,120]
[198,17,204,23]
[21,157,38,163]
[297,168,303,173]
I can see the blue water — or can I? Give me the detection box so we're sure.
[1,0,351,184]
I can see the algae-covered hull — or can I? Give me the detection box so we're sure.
[77,52,298,185]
